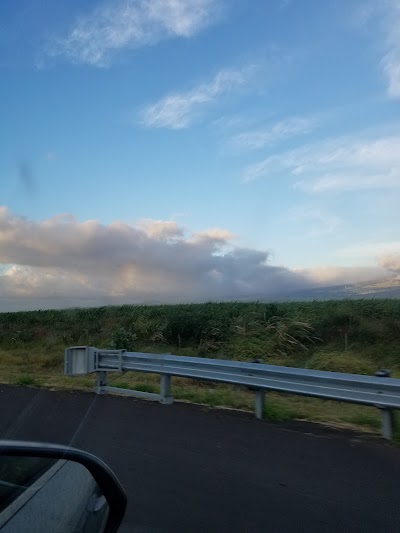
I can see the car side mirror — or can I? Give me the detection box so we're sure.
[0,441,127,533]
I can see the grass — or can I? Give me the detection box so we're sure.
[305,350,378,375]
[13,374,41,387]
[0,299,399,437]
[343,412,381,429]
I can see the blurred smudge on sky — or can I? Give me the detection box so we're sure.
[18,159,35,195]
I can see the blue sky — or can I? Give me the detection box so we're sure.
[0,0,399,309]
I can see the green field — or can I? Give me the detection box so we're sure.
[1,300,400,437]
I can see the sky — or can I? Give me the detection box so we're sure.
[0,0,400,310]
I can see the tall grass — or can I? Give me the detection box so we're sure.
[1,299,399,362]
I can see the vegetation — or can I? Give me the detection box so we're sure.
[0,300,399,436]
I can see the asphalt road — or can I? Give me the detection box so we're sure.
[0,385,399,533]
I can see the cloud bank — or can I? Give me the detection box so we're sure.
[44,0,224,67]
[0,208,394,311]
[0,207,308,310]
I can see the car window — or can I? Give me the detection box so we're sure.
[0,456,57,513]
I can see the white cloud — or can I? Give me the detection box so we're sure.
[380,1,400,98]
[243,131,400,192]
[382,51,400,98]
[44,0,224,67]
[139,67,253,129]
[138,219,183,240]
[356,0,400,98]
[231,116,318,151]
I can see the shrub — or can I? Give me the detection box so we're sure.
[109,328,137,351]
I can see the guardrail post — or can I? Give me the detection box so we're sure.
[96,371,107,394]
[249,360,265,419]
[255,390,265,419]
[376,370,393,439]
[160,374,173,405]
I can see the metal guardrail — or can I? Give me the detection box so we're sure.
[65,346,400,439]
